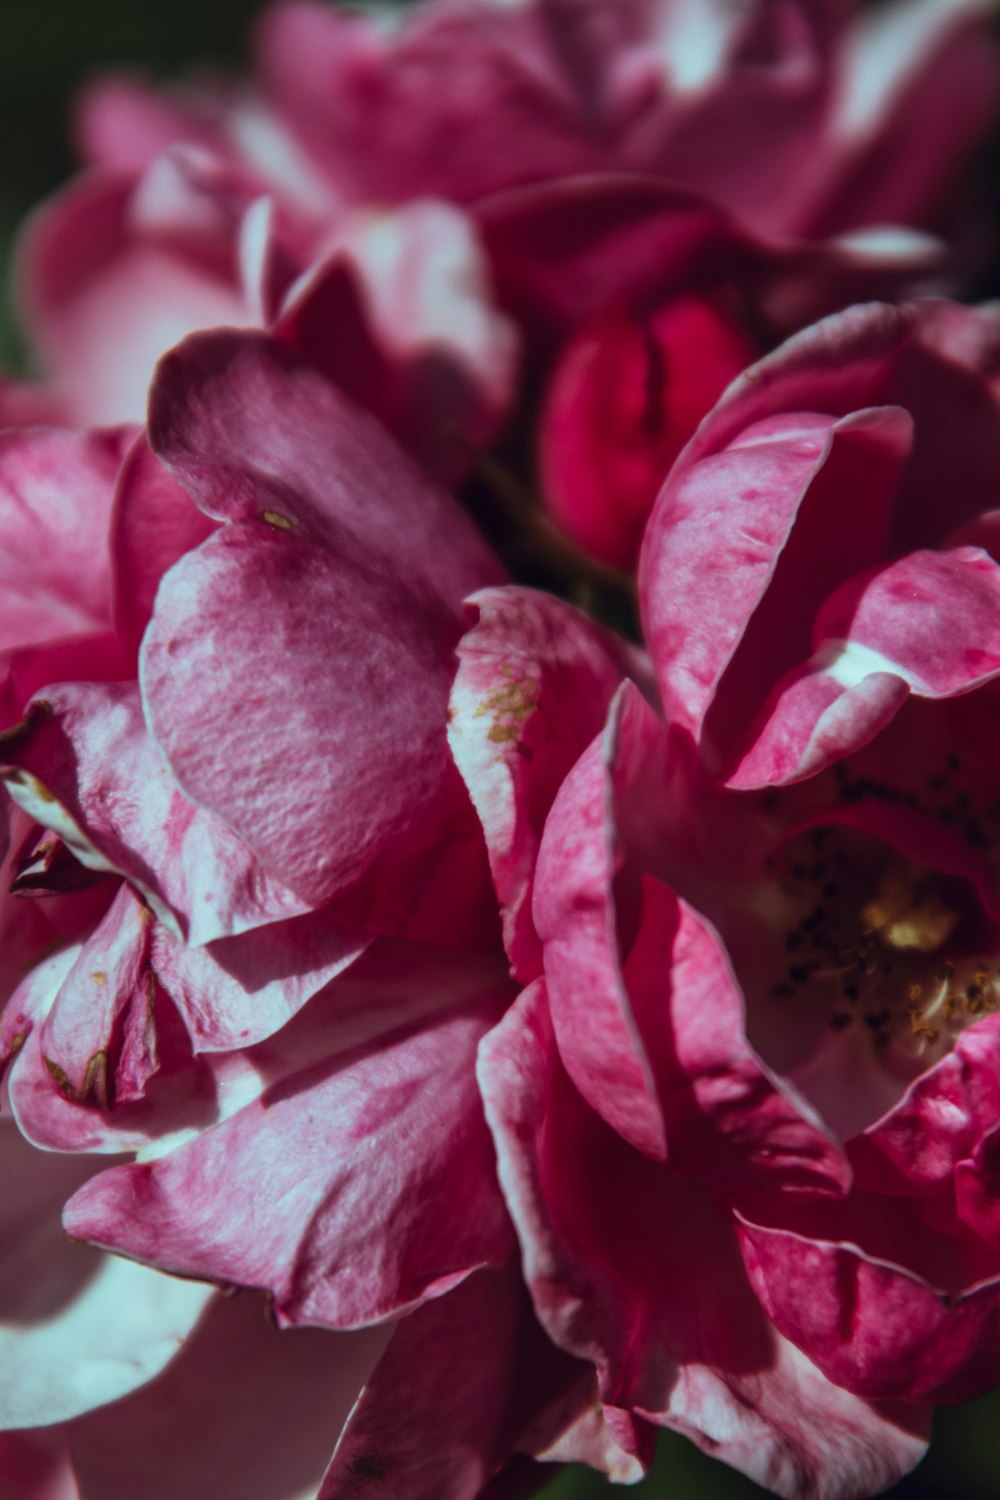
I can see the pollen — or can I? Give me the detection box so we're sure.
[860,865,960,953]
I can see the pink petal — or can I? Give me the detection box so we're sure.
[449,587,632,979]
[109,432,217,665]
[142,330,501,919]
[532,698,668,1161]
[38,884,153,1108]
[64,988,513,1326]
[321,1270,518,1500]
[801,0,1000,241]
[478,983,929,1498]
[74,74,222,173]
[17,170,251,427]
[640,404,912,748]
[277,200,517,481]
[652,300,1000,558]
[0,426,126,649]
[728,546,1000,786]
[0,1431,75,1500]
[738,1206,1000,1404]
[851,1015,1000,1195]
[0,682,313,944]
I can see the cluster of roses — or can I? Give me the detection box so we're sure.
[4,2,1000,1498]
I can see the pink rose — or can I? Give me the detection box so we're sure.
[19,112,516,476]
[0,334,656,1496]
[450,300,1000,1495]
[13,0,999,491]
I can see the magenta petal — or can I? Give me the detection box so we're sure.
[70,1291,387,1500]
[738,1211,1000,1404]
[449,586,633,979]
[321,1270,517,1500]
[533,694,669,1161]
[63,990,513,1326]
[141,331,501,916]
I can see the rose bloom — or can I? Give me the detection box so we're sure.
[0,331,663,1498]
[447,300,1000,1496]
[9,0,999,569]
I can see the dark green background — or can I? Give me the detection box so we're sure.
[3,4,1000,1496]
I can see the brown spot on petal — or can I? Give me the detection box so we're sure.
[43,1055,73,1097]
[349,1454,386,1485]
[475,674,540,748]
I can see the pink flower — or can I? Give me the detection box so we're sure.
[14,0,998,486]
[259,0,997,328]
[450,300,1000,1495]
[0,334,655,1496]
[18,121,516,477]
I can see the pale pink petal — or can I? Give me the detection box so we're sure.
[0,1118,212,1429]
[17,170,251,427]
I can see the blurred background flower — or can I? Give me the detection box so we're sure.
[3,4,1000,1499]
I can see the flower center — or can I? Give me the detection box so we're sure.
[768,824,1000,1062]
